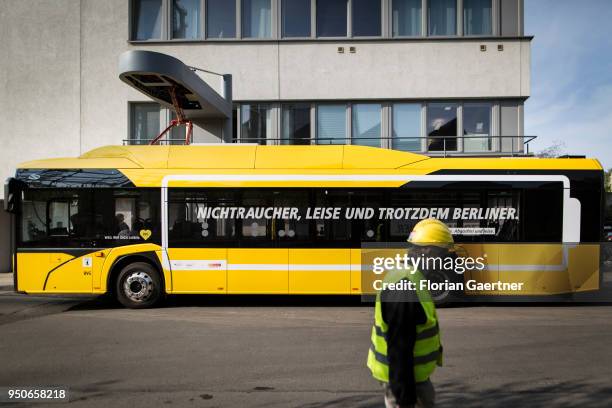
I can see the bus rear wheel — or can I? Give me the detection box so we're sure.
[425,269,463,307]
[115,262,162,309]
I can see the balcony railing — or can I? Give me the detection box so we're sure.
[123,135,536,157]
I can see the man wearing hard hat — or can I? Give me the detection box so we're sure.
[367,218,453,408]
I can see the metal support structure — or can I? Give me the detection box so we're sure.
[148,87,194,145]
[222,74,233,142]
[119,50,233,145]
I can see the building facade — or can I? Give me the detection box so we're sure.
[0,0,529,271]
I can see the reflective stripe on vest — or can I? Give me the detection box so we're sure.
[367,268,443,384]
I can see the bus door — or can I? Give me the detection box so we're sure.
[16,191,94,293]
[166,194,228,294]
[227,248,288,294]
[168,247,228,293]
[288,248,351,294]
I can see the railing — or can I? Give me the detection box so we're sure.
[123,135,536,157]
[123,139,190,146]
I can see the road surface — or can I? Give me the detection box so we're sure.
[1,288,611,407]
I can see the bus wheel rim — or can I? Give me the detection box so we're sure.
[427,270,450,301]
[123,271,154,302]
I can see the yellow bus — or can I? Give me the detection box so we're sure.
[5,145,604,307]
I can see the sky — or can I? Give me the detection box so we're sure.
[525,0,612,168]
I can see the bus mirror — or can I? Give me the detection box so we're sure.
[4,178,17,213]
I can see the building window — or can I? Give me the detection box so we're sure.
[463,102,492,152]
[282,103,311,145]
[282,0,311,37]
[316,0,348,37]
[241,104,271,144]
[427,103,458,151]
[392,103,421,151]
[463,0,492,35]
[130,103,161,144]
[207,0,236,38]
[428,0,456,36]
[172,0,201,39]
[352,0,381,37]
[169,111,190,144]
[352,104,381,147]
[392,0,422,37]
[317,105,346,144]
[132,0,163,40]
[242,0,272,38]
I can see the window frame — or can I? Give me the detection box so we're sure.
[315,103,349,145]
[129,102,182,145]
[239,103,274,145]
[463,0,493,36]
[129,0,503,41]
[280,102,313,145]
[462,101,493,153]
[350,0,384,38]
[241,0,274,39]
[350,102,383,147]
[391,102,424,152]
[171,0,204,40]
[426,101,460,152]
[280,0,314,39]
[206,0,238,40]
[427,0,459,37]
[130,0,167,41]
[391,0,425,38]
[315,0,349,38]
[231,100,512,154]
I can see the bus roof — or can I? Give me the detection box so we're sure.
[17,145,603,172]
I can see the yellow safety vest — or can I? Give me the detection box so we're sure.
[367,268,443,384]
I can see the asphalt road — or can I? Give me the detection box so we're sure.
[1,290,612,408]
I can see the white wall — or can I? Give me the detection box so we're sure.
[0,0,81,193]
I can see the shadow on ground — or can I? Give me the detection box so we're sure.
[66,292,612,312]
[294,380,612,408]
[67,294,373,311]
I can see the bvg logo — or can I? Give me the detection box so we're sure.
[139,229,152,240]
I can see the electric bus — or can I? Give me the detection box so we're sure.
[5,145,604,307]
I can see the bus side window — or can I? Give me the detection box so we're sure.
[488,191,520,242]
[313,189,351,246]
[115,197,136,236]
[354,190,385,242]
[20,196,47,243]
[48,200,70,236]
[168,189,236,247]
[273,190,310,245]
[522,188,563,242]
[240,190,270,243]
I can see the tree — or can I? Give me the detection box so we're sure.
[606,169,611,193]
[536,140,566,158]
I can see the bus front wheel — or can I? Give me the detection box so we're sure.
[115,262,163,309]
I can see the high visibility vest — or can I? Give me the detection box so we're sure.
[367,268,443,384]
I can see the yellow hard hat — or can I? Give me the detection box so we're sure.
[408,218,454,247]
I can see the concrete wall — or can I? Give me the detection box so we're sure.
[0,0,81,194]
